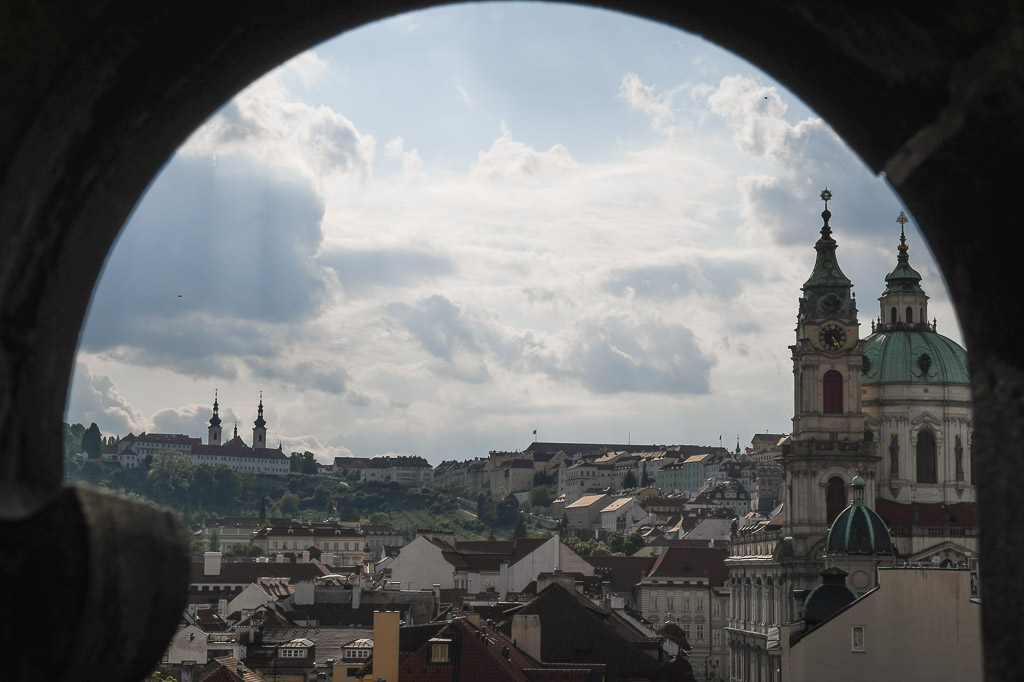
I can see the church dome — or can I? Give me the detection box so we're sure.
[861,329,969,385]
[803,566,859,626]
[826,476,894,555]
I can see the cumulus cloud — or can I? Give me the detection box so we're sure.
[604,259,762,301]
[151,403,242,438]
[78,155,331,380]
[65,363,147,435]
[387,295,491,382]
[618,73,677,135]
[246,358,352,396]
[180,65,375,185]
[471,123,578,180]
[320,248,453,296]
[533,315,715,395]
[384,137,424,178]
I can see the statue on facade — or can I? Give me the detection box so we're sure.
[889,433,900,478]
[955,433,965,481]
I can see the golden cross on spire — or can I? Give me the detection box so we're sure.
[820,187,832,209]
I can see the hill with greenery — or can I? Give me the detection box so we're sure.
[61,422,543,542]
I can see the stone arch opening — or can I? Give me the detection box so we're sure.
[2,4,1022,680]
[826,476,847,525]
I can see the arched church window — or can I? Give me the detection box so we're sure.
[826,476,846,524]
[906,306,913,323]
[916,431,938,484]
[823,370,843,414]
[890,307,897,325]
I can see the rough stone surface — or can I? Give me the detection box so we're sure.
[1,2,1021,679]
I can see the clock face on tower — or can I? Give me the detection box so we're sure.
[819,323,847,351]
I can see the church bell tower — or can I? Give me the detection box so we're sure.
[782,190,879,551]
[253,391,267,450]
[208,390,222,446]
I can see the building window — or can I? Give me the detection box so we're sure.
[696,624,705,641]
[823,370,843,414]
[430,643,450,663]
[713,630,721,646]
[890,307,897,325]
[851,625,866,652]
[826,476,847,524]
[906,306,913,323]
[916,431,938,483]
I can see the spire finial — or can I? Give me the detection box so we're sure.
[896,210,909,252]
[819,188,833,234]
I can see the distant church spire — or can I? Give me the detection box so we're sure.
[254,390,266,428]
[208,389,223,445]
[233,422,238,439]
[253,391,267,449]
[209,389,221,427]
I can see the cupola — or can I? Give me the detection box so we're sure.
[875,211,929,331]
[826,474,894,555]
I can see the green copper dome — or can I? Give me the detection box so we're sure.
[826,477,893,556]
[862,330,969,385]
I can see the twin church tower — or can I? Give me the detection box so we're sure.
[207,390,270,449]
[784,188,974,562]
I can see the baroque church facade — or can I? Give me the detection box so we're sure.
[724,192,977,682]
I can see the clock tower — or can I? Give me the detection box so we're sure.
[782,190,879,552]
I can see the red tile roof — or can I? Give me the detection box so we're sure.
[583,556,656,592]
[647,546,729,585]
[190,561,328,585]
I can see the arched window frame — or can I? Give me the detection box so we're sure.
[916,430,938,484]
[823,370,843,414]
[906,306,913,323]
[826,476,847,524]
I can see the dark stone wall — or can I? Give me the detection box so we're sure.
[1,2,1020,678]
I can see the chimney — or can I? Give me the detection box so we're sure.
[276,553,285,563]
[433,584,441,619]
[204,552,222,576]
[301,550,310,563]
[372,612,400,682]
[352,582,361,610]
[511,614,542,661]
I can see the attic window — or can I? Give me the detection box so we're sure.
[429,638,452,663]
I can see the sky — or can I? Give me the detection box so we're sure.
[65,3,963,465]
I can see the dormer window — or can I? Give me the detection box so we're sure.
[429,638,452,663]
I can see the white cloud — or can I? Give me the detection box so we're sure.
[618,72,677,136]
[456,83,472,104]
[470,122,578,180]
[385,137,424,178]
[66,363,147,436]
[180,68,376,186]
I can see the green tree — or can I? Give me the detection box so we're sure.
[607,531,626,554]
[368,511,390,526]
[514,517,528,538]
[81,422,103,458]
[622,470,638,489]
[148,449,195,505]
[623,532,646,556]
[640,465,651,488]
[301,451,318,475]
[279,491,300,514]
[529,485,551,508]
[208,529,221,552]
